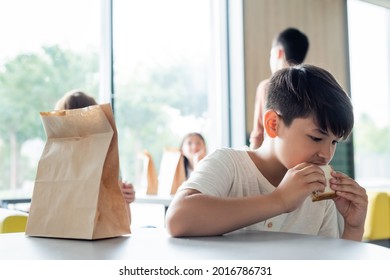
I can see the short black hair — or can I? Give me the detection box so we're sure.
[266,64,353,140]
[276,28,309,65]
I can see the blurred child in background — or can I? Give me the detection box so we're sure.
[180,132,207,179]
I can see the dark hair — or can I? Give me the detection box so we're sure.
[55,90,97,110]
[266,64,353,140]
[276,28,309,65]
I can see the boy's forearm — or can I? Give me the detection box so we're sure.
[249,131,264,150]
[166,191,285,237]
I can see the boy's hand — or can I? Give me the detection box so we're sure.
[330,171,368,239]
[274,163,326,212]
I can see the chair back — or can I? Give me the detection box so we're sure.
[0,208,28,233]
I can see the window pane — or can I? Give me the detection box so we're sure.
[113,0,212,188]
[0,0,100,198]
[348,0,390,189]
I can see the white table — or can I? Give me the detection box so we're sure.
[134,193,174,213]
[1,228,389,260]
[135,193,173,207]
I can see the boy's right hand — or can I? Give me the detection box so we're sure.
[273,163,326,212]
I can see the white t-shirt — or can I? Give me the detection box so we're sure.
[178,148,343,238]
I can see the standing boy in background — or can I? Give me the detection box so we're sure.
[250,27,309,149]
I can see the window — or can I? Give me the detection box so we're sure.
[0,0,100,198]
[113,0,214,188]
[0,0,229,201]
[348,0,390,189]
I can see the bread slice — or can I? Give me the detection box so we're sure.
[311,165,336,202]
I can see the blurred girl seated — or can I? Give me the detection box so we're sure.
[180,132,207,179]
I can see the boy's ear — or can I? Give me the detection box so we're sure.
[264,110,280,138]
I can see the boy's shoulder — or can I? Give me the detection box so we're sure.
[215,146,250,153]
[210,146,251,161]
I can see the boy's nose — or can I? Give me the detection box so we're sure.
[317,145,334,162]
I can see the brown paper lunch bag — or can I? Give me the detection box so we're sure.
[142,150,159,195]
[25,103,131,240]
[158,147,186,195]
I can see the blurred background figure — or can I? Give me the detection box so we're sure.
[55,89,136,206]
[55,90,98,110]
[249,27,309,149]
[180,132,207,179]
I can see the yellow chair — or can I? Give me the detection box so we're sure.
[363,191,390,241]
[0,208,28,233]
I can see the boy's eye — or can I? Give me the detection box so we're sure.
[332,140,339,145]
[309,136,322,142]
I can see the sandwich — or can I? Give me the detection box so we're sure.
[311,165,336,202]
